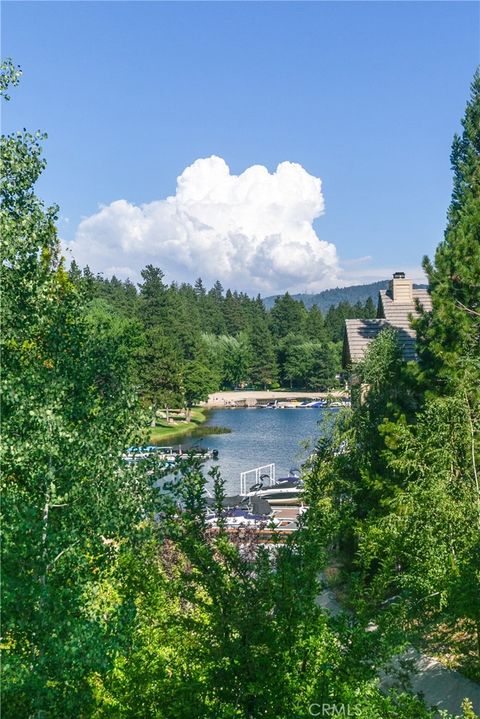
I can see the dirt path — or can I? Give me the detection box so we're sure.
[316,577,480,716]
[381,649,480,716]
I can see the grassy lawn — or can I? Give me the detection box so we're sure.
[149,407,207,443]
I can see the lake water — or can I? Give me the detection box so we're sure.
[180,407,337,495]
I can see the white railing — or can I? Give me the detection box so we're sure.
[240,464,275,495]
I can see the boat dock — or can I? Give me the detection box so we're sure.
[207,506,305,544]
[206,463,306,539]
[205,390,349,408]
[123,445,219,463]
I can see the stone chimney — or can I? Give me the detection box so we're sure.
[389,271,413,303]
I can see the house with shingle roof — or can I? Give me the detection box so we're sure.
[342,272,432,367]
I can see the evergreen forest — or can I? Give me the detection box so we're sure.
[69,262,377,418]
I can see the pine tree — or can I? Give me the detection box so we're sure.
[224,288,247,335]
[306,343,340,390]
[353,300,364,317]
[202,280,227,334]
[270,292,307,338]
[305,305,327,342]
[210,278,224,300]
[166,282,203,359]
[247,304,278,388]
[138,265,169,329]
[416,70,480,394]
[137,327,183,425]
[364,296,376,318]
[280,334,309,388]
[182,359,218,419]
[194,276,206,297]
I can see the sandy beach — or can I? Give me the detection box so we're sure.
[205,389,348,407]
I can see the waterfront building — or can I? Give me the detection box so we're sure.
[342,272,432,367]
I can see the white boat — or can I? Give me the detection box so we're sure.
[123,445,218,463]
[242,468,304,506]
[204,497,305,532]
[206,507,281,528]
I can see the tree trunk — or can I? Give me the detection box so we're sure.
[476,618,480,661]
[186,406,192,422]
[150,401,157,428]
[465,392,480,529]
[41,486,50,588]
[35,476,51,718]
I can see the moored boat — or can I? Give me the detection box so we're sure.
[240,467,304,505]
[123,445,218,463]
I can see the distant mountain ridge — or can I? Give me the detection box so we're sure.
[263,280,428,313]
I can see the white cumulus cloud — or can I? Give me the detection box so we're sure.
[68,156,340,294]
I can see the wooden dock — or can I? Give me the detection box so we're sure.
[207,505,305,543]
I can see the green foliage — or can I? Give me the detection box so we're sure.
[183,359,218,408]
[364,296,376,319]
[309,332,480,677]
[305,341,340,391]
[279,334,340,390]
[7,59,476,719]
[305,304,327,341]
[308,70,480,687]
[137,326,184,422]
[138,264,169,327]
[247,311,279,388]
[362,395,479,615]
[1,62,155,715]
[416,70,480,396]
[75,267,369,394]
[202,333,251,388]
[0,58,21,100]
[270,292,307,337]
[325,300,374,343]
[87,461,437,719]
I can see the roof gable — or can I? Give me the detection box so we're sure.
[379,288,432,325]
[343,319,388,365]
[343,283,432,367]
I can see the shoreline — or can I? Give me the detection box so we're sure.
[204,389,348,408]
[149,389,349,442]
[149,407,209,443]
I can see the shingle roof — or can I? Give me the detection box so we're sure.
[343,288,433,366]
[378,289,432,325]
[343,319,388,365]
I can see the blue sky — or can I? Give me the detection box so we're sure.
[2,1,479,294]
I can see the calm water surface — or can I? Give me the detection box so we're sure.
[180,407,336,495]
